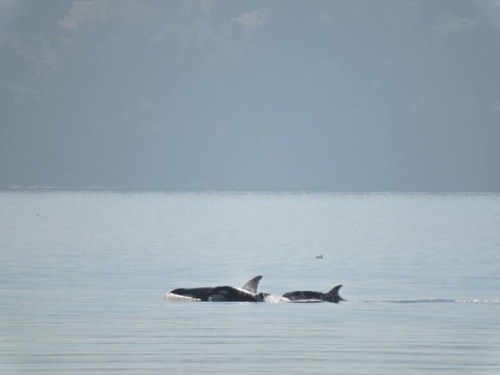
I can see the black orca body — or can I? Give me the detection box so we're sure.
[166,275,262,301]
[208,286,269,302]
[167,287,213,301]
[283,285,345,303]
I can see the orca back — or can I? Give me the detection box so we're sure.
[208,286,261,302]
[169,287,212,301]
[282,291,324,302]
[283,285,345,303]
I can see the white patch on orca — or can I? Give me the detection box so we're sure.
[164,293,200,302]
[263,295,289,303]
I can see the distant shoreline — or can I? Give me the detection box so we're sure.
[2,186,499,195]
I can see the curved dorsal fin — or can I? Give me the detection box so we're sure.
[241,275,263,293]
[325,284,345,303]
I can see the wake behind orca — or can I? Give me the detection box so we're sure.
[283,285,345,303]
[165,275,262,301]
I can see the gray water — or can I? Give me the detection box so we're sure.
[1,191,499,374]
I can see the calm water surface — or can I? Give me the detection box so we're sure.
[1,191,499,374]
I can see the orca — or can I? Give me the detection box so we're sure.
[165,275,262,301]
[282,284,345,303]
[166,286,213,301]
[208,285,269,302]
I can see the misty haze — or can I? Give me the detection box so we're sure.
[1,0,499,191]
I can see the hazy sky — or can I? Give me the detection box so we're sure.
[1,0,499,191]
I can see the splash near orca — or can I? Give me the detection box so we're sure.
[165,275,263,301]
[282,285,345,303]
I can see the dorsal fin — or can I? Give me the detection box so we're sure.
[241,275,262,293]
[325,284,345,303]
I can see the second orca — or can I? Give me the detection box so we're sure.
[282,284,345,303]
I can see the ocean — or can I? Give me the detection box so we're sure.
[1,191,499,374]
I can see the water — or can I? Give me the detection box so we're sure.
[1,191,499,374]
